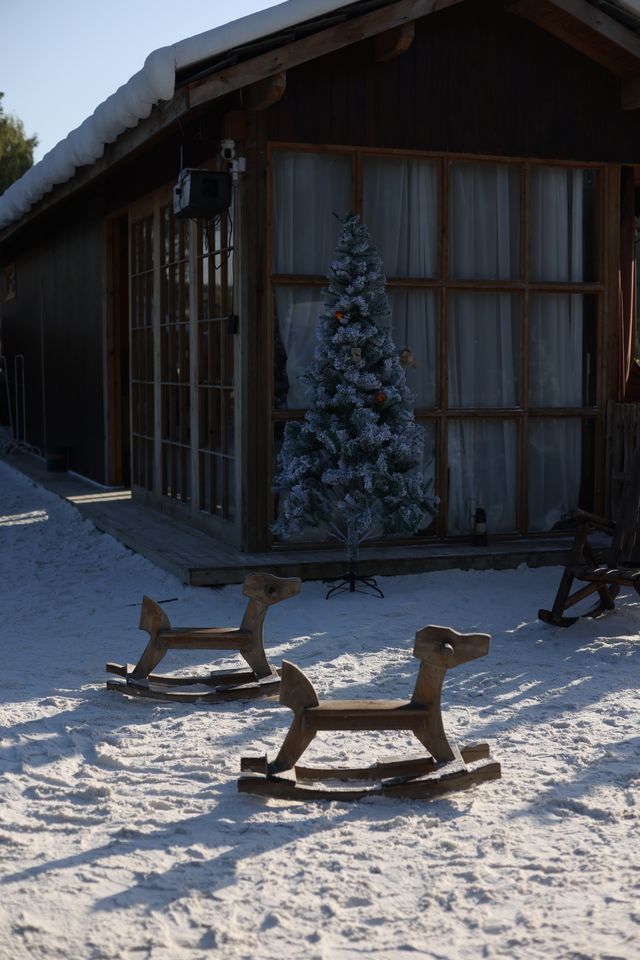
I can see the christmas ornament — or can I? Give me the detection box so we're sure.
[374,391,386,405]
[399,346,417,369]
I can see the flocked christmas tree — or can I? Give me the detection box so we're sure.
[273,213,438,595]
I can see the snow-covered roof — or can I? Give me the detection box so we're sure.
[2,0,640,233]
[0,0,355,231]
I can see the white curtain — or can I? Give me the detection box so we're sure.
[387,290,437,407]
[274,288,325,409]
[272,152,351,275]
[363,156,438,277]
[448,421,518,535]
[447,163,520,533]
[449,162,520,279]
[528,167,586,529]
[272,152,351,408]
[528,420,582,532]
[448,292,519,408]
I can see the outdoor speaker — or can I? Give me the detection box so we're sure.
[173,169,232,219]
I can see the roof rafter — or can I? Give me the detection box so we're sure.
[189,0,463,108]
[506,0,640,76]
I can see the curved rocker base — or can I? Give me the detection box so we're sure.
[238,749,501,801]
[241,741,491,782]
[105,665,281,703]
[538,609,579,628]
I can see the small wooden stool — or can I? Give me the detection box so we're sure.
[106,573,301,703]
[239,625,501,800]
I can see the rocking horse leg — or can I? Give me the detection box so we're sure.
[239,631,275,680]
[268,661,319,775]
[539,567,579,627]
[129,596,171,679]
[584,583,619,618]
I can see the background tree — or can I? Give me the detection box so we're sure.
[0,93,38,195]
[273,212,437,592]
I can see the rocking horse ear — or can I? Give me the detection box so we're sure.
[279,661,320,711]
[139,595,171,633]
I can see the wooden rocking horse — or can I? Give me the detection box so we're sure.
[106,573,301,703]
[239,624,501,800]
[539,443,640,626]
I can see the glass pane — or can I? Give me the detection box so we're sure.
[273,287,325,409]
[272,152,352,274]
[388,290,437,407]
[528,418,585,531]
[363,156,438,277]
[448,293,520,408]
[449,162,521,280]
[416,419,437,533]
[448,420,517,535]
[530,167,599,282]
[529,294,597,408]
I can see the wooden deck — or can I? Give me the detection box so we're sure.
[1,451,576,586]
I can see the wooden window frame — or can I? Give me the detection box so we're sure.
[267,141,609,543]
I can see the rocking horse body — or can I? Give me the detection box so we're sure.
[239,625,501,800]
[106,573,301,703]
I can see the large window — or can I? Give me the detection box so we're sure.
[129,189,236,526]
[270,147,603,539]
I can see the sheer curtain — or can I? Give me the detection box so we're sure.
[363,156,438,277]
[272,152,351,408]
[363,156,438,409]
[448,421,518,534]
[447,163,521,534]
[273,288,324,409]
[528,167,586,530]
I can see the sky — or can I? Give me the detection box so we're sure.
[1,0,281,163]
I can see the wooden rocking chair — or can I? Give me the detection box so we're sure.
[106,573,301,702]
[539,447,640,627]
[238,625,501,800]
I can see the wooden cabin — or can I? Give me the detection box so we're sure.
[1,0,640,556]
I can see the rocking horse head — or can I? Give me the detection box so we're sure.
[413,625,490,671]
[242,573,301,606]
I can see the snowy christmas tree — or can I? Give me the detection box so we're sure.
[273,213,438,593]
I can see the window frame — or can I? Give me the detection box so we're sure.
[267,141,607,541]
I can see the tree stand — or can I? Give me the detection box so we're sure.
[105,573,301,703]
[325,560,384,599]
[238,624,501,800]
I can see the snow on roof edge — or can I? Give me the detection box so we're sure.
[0,0,352,232]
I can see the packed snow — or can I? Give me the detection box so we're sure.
[1,458,639,960]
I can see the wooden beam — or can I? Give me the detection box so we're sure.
[375,22,415,62]
[621,74,640,110]
[243,72,287,111]
[189,0,464,108]
[506,0,640,77]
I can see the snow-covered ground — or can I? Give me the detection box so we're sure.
[1,459,639,960]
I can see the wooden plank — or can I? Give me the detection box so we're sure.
[506,0,640,77]
[237,757,501,800]
[302,700,429,731]
[375,23,415,62]
[621,74,640,111]
[244,72,287,111]
[240,742,491,781]
[189,0,465,108]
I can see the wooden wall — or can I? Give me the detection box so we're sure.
[266,0,639,163]
[1,207,105,480]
